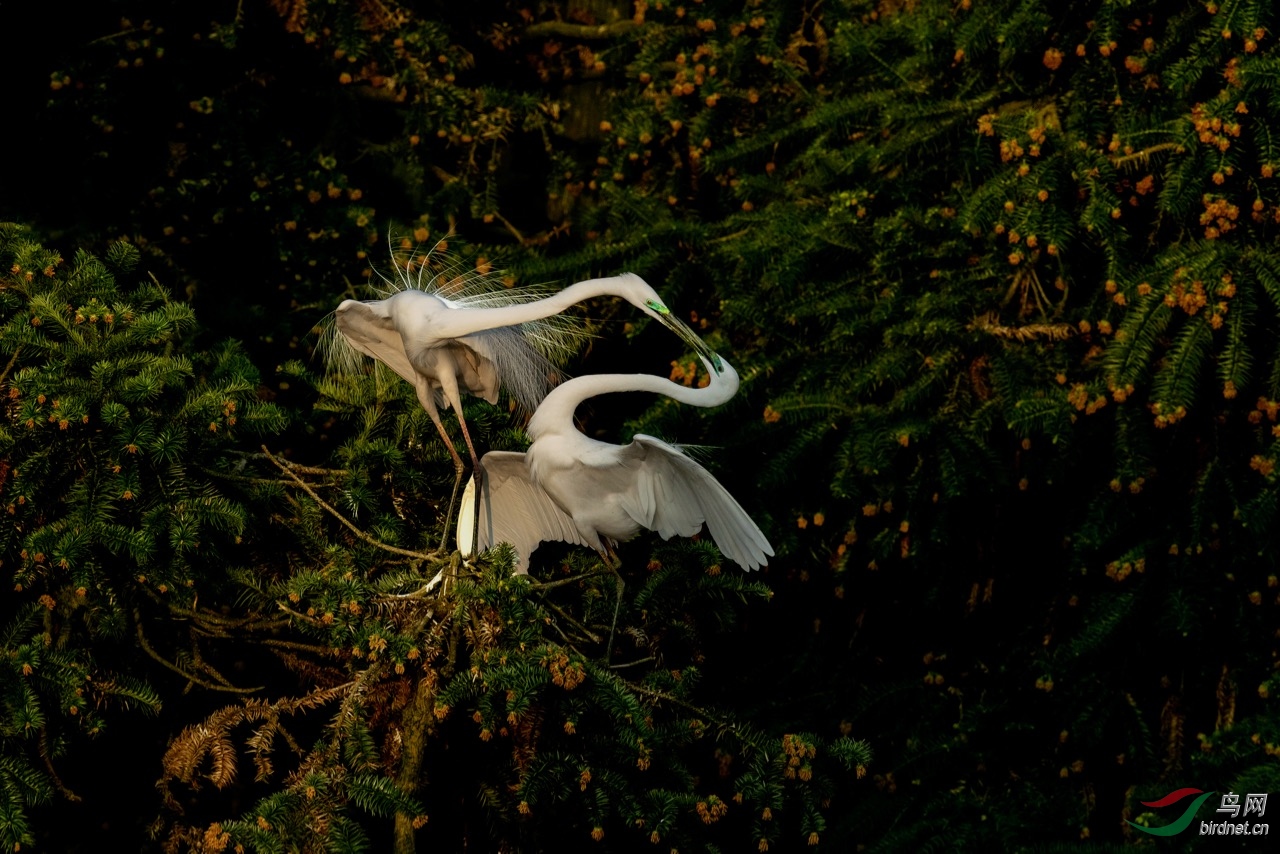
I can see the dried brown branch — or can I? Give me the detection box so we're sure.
[969,312,1075,342]
[135,618,263,694]
[529,568,610,591]
[524,20,639,40]
[378,569,445,600]
[624,680,747,743]
[39,729,81,802]
[261,638,341,656]
[161,683,356,799]
[1110,142,1178,170]
[542,600,602,644]
[261,445,438,561]
[0,346,20,388]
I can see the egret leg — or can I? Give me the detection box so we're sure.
[417,386,466,551]
[454,411,485,560]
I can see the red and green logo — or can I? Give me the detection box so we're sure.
[1129,788,1217,836]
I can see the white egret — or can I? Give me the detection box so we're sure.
[326,250,713,543]
[457,353,773,573]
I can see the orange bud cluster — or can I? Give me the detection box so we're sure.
[1224,57,1241,87]
[1105,558,1144,581]
[1067,383,1088,410]
[781,733,817,780]
[668,359,699,386]
[695,796,728,824]
[1192,103,1242,152]
[1163,273,1208,314]
[1200,194,1239,239]
[1150,401,1187,429]
[543,650,586,689]
[999,138,1025,162]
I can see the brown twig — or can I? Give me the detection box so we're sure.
[39,729,81,802]
[1110,142,1179,169]
[261,638,342,657]
[135,619,262,694]
[543,600,602,644]
[378,570,446,599]
[0,347,21,388]
[530,568,610,591]
[524,19,639,40]
[261,445,438,561]
[275,601,325,626]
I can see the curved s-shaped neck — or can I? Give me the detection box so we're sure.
[527,357,740,440]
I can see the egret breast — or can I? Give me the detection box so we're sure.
[527,436,644,545]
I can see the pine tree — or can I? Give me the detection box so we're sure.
[8,0,1280,849]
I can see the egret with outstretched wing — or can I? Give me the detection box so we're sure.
[324,244,710,543]
[458,354,772,573]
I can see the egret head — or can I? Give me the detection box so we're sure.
[617,273,724,373]
[695,352,738,403]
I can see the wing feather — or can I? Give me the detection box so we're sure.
[334,301,420,387]
[464,451,593,573]
[616,435,773,570]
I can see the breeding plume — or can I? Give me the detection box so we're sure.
[457,351,773,573]
[325,246,713,542]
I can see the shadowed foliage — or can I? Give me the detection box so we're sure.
[4,0,1280,850]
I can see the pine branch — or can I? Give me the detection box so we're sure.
[523,20,639,40]
[135,618,263,694]
[0,346,20,387]
[261,445,438,561]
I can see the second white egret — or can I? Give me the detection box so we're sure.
[458,352,773,573]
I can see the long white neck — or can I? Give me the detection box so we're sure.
[527,356,739,440]
[425,276,643,340]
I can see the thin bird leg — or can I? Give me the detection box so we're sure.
[417,384,467,550]
[602,540,622,567]
[454,407,485,559]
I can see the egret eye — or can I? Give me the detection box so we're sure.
[644,298,670,315]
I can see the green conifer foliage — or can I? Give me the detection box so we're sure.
[0,223,289,849]
[515,0,1280,846]
[10,0,1280,849]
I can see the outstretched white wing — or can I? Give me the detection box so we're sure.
[334,300,420,387]
[335,298,556,412]
[614,435,773,570]
[459,451,593,574]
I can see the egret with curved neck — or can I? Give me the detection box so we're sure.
[330,266,714,546]
[458,354,772,573]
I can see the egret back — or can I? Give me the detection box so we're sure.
[318,240,590,414]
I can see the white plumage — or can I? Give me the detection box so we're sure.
[323,243,715,546]
[458,355,773,573]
